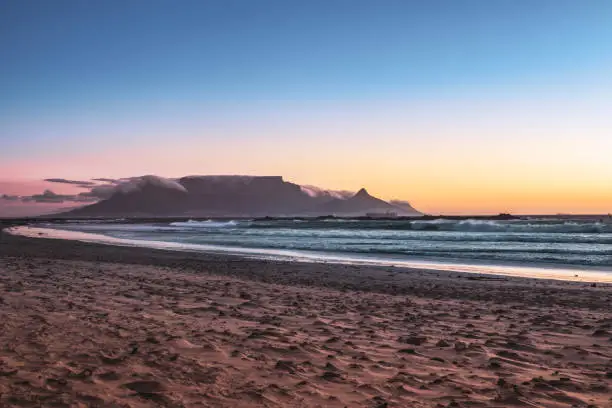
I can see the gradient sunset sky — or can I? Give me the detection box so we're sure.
[2,0,612,215]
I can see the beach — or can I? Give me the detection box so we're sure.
[0,231,611,407]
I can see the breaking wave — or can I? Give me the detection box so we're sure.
[47,216,612,269]
[410,219,612,233]
[247,218,612,233]
[169,220,239,228]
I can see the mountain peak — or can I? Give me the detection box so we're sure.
[354,188,370,198]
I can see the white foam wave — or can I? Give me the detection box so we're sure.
[169,220,239,228]
[410,219,611,233]
[50,223,176,232]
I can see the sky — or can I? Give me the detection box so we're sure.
[1,0,612,215]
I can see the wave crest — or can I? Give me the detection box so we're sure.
[414,219,611,233]
[169,220,239,228]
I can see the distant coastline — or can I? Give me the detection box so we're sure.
[4,212,612,227]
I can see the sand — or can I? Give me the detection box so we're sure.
[0,231,611,407]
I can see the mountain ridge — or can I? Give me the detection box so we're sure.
[64,175,421,217]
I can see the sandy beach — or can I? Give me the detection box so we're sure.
[0,231,611,407]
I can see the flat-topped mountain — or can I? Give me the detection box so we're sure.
[65,175,421,217]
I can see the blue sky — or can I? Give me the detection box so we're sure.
[3,0,611,112]
[1,0,612,214]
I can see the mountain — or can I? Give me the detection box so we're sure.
[315,188,418,216]
[64,175,422,217]
[389,200,421,215]
[66,176,189,216]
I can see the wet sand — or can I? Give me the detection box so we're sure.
[0,231,611,407]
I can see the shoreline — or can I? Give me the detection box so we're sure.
[1,227,611,309]
[7,224,612,283]
[0,226,611,407]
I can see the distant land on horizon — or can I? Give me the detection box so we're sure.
[60,175,422,218]
[2,175,610,219]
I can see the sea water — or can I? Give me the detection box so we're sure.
[19,217,612,282]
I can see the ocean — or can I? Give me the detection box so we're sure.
[27,217,612,281]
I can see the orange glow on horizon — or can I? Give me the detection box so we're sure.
[2,97,611,216]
